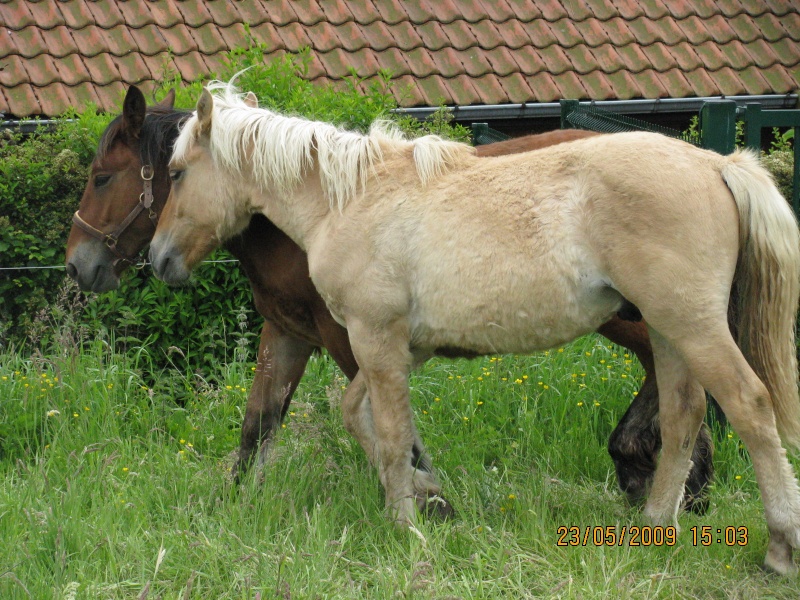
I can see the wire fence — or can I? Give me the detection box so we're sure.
[0,259,241,272]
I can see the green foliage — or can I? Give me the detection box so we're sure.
[3,40,468,376]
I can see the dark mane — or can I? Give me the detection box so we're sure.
[97,105,191,167]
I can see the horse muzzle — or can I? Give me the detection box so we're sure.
[65,242,121,293]
[149,235,190,285]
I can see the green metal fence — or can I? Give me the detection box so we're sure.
[561,99,799,214]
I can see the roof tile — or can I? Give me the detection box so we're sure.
[391,74,427,105]
[4,84,41,116]
[191,22,230,54]
[0,2,35,30]
[610,0,645,20]
[34,82,73,116]
[385,21,424,51]
[521,19,559,48]
[54,54,90,86]
[276,22,314,50]
[537,44,573,75]
[444,73,482,105]
[65,81,103,111]
[25,54,58,87]
[527,71,566,102]
[492,19,532,48]
[403,47,440,78]
[414,74,454,105]
[317,0,356,25]
[548,18,584,47]
[236,0,276,26]
[204,0,242,27]
[510,45,549,75]
[85,0,127,28]
[329,21,366,51]
[638,0,671,19]
[174,0,215,27]
[289,0,328,25]
[753,13,791,43]
[760,65,798,94]
[573,18,612,46]
[726,14,761,42]
[248,22,287,51]
[476,0,516,22]
[53,1,93,29]
[11,26,47,59]
[669,41,703,71]
[469,19,504,49]
[565,44,600,75]
[346,1,383,25]
[601,18,636,46]
[428,47,468,77]
[161,24,199,55]
[496,72,535,103]
[116,2,155,28]
[579,70,616,100]
[82,53,121,86]
[770,38,800,65]
[471,73,508,104]
[441,20,479,51]
[128,24,170,56]
[147,2,189,28]
[535,0,568,21]
[484,47,523,77]
[581,0,619,20]
[374,47,412,77]
[26,1,66,29]
[1,0,795,117]
[682,69,721,97]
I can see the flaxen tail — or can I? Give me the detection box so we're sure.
[722,150,800,448]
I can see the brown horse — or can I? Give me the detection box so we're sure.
[65,85,712,510]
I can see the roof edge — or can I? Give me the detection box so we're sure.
[394,95,800,121]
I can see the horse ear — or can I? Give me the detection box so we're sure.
[122,85,147,137]
[244,91,258,108]
[155,88,176,110]
[197,88,214,135]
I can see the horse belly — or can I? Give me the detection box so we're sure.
[409,252,622,355]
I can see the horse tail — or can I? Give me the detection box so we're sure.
[721,149,800,448]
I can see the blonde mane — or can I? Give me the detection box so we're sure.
[172,81,475,210]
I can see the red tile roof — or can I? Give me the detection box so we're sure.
[1,0,798,118]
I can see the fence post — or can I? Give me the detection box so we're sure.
[471,122,488,146]
[743,103,763,150]
[560,100,579,129]
[699,100,737,154]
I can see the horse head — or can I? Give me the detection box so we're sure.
[149,87,260,285]
[65,86,180,292]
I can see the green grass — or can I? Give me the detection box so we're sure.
[1,336,799,599]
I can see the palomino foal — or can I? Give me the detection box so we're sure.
[151,84,800,574]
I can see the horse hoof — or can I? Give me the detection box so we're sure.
[417,493,455,520]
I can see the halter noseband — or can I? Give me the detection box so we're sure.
[72,165,159,268]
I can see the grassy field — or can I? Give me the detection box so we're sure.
[1,334,799,599]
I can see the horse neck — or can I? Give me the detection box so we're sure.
[248,162,334,252]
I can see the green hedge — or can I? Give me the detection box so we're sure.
[0,42,469,378]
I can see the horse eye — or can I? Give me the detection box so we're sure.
[169,169,184,182]
[94,174,111,187]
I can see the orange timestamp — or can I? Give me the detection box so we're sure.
[556,525,677,547]
[690,526,749,546]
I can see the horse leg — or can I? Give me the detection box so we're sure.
[233,321,314,481]
[341,371,452,518]
[344,317,438,524]
[656,329,800,574]
[600,317,713,513]
[641,329,707,523]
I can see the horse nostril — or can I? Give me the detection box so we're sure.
[65,263,77,278]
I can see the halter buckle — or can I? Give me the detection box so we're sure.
[141,165,154,181]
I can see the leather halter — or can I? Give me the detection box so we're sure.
[72,165,158,268]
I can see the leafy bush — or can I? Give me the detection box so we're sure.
[2,42,468,378]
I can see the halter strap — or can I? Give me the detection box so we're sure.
[72,165,159,268]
